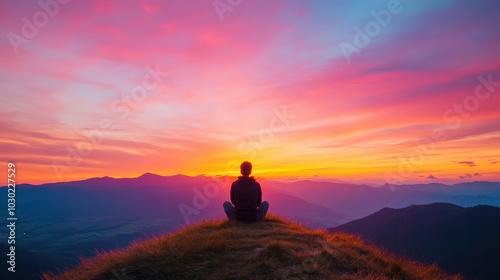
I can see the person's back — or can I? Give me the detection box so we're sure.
[223,161,269,223]
[231,176,261,222]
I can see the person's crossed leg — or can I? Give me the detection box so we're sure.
[223,200,269,222]
[223,201,236,220]
[256,201,269,222]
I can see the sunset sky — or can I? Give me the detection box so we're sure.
[1,0,499,185]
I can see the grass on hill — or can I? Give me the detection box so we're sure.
[44,215,463,280]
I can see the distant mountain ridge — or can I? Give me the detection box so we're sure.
[9,173,342,226]
[8,173,500,225]
[390,181,500,197]
[264,179,500,220]
[8,173,500,223]
[332,203,500,280]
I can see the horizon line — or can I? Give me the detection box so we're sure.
[4,172,499,188]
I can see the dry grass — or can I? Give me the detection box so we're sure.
[44,215,463,280]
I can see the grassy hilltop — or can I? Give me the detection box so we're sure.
[45,215,461,280]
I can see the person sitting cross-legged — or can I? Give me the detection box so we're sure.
[223,161,269,223]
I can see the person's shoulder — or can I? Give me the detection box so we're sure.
[254,181,262,191]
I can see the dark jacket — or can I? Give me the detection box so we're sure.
[230,176,262,222]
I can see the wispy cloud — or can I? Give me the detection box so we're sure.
[459,173,473,179]
[459,173,483,179]
[457,161,476,167]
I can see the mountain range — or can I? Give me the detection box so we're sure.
[264,179,500,220]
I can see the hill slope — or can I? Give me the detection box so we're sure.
[46,215,461,280]
[332,203,500,280]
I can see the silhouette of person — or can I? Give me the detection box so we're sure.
[223,161,269,222]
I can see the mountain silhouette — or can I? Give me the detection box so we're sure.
[332,203,500,280]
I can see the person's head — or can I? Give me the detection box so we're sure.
[240,161,252,177]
